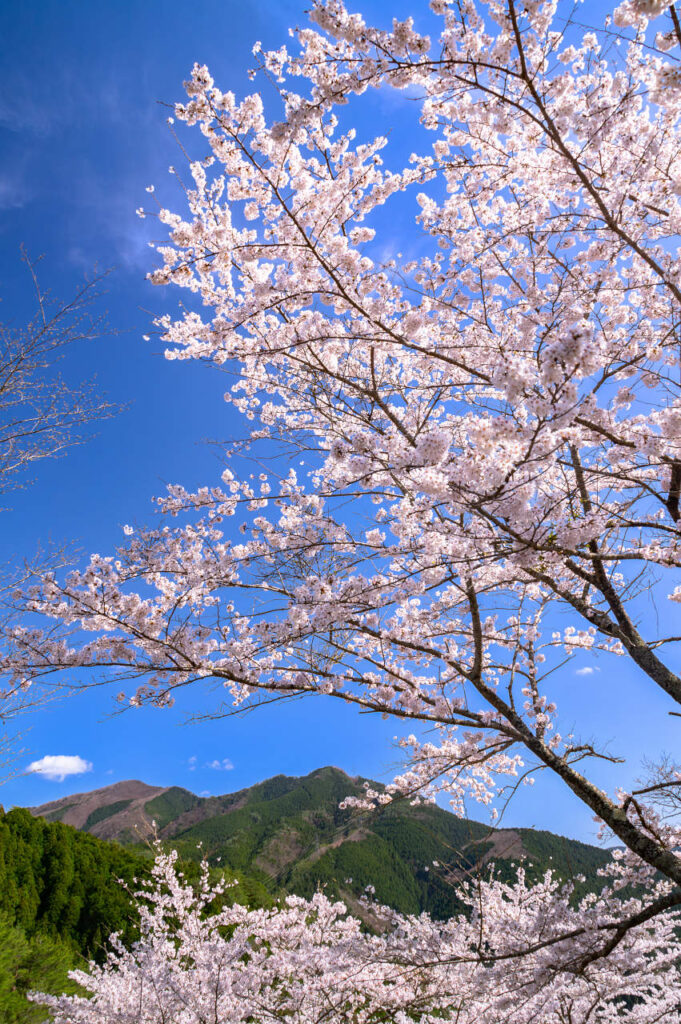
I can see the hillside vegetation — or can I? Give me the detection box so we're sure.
[163,769,611,918]
[0,807,149,1022]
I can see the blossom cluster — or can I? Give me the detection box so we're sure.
[35,847,681,1024]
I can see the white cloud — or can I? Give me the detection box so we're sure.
[188,755,197,772]
[199,790,211,797]
[206,758,234,771]
[575,666,600,676]
[27,754,93,782]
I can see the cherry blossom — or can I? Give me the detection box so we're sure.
[34,847,681,1024]
[7,0,681,992]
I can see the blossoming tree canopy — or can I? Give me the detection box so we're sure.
[34,848,681,1024]
[10,0,681,892]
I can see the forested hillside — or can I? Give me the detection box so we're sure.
[164,769,611,919]
[0,807,149,1022]
[0,917,81,1024]
[0,807,148,954]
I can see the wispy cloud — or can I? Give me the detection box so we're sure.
[575,666,600,676]
[0,172,30,210]
[206,758,234,771]
[188,755,197,772]
[27,754,93,782]
[0,83,57,136]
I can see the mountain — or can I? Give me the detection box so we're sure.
[29,766,612,920]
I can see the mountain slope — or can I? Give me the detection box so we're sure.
[29,766,612,920]
[1,802,271,1022]
[30,779,169,842]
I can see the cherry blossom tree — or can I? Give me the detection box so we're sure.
[33,847,681,1024]
[9,0,681,997]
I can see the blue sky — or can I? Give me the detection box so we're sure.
[1,0,674,844]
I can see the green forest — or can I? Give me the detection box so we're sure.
[161,768,611,920]
[0,807,152,1022]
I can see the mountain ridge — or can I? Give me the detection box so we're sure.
[28,765,612,920]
